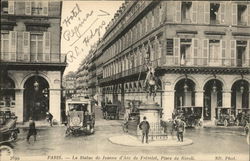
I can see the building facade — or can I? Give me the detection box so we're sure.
[0,1,66,123]
[93,1,250,121]
[62,71,77,99]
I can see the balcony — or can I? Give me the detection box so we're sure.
[0,52,67,64]
[99,57,249,84]
[0,52,67,71]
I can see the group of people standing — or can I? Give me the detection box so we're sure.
[139,116,186,144]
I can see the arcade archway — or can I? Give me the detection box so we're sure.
[23,76,49,121]
[203,79,223,120]
[174,79,196,108]
[231,80,249,110]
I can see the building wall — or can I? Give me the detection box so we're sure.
[95,1,250,121]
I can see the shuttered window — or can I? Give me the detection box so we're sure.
[8,1,15,14]
[220,2,226,24]
[174,38,180,65]
[25,2,31,15]
[204,2,210,24]
[9,31,17,61]
[30,34,43,62]
[191,2,197,24]
[23,32,30,61]
[175,1,181,23]
[230,40,236,66]
[192,38,198,65]
[166,39,174,55]
[232,4,237,25]
[43,32,50,61]
[221,40,226,66]
[1,33,9,61]
[203,39,209,65]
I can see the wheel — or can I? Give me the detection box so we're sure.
[0,145,13,157]
[10,131,18,141]
[65,128,71,137]
[224,120,228,127]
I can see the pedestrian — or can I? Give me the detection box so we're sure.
[176,118,185,142]
[27,117,37,143]
[139,116,150,144]
[46,112,53,126]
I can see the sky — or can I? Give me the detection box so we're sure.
[61,1,124,75]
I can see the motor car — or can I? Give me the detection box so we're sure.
[65,97,95,136]
[104,104,119,120]
[215,107,236,126]
[0,108,19,144]
[235,109,250,126]
[175,106,203,127]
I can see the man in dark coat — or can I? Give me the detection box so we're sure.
[176,118,185,142]
[46,112,53,126]
[139,116,150,144]
[27,118,37,143]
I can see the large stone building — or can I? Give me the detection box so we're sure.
[62,71,77,99]
[91,1,250,121]
[0,1,66,123]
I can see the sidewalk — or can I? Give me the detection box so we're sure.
[108,134,193,147]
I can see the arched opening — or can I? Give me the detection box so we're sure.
[0,76,15,108]
[23,76,49,121]
[174,79,196,108]
[231,80,249,110]
[203,79,223,120]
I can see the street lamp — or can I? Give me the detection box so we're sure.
[240,81,244,94]
[184,80,188,92]
[212,80,217,93]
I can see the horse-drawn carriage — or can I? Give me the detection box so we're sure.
[0,108,19,144]
[175,106,203,127]
[65,97,95,136]
[103,104,119,120]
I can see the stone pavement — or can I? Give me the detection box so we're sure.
[108,134,193,147]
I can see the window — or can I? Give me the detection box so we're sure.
[236,41,247,67]
[210,3,220,24]
[209,40,220,65]
[180,39,192,65]
[1,33,9,60]
[25,1,48,16]
[166,39,174,56]
[1,1,8,14]
[30,34,43,61]
[238,5,247,25]
[181,2,192,23]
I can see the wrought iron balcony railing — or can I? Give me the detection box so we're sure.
[0,52,67,64]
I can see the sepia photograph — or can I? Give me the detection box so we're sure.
[0,0,250,161]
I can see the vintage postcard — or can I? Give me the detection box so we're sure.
[0,0,249,161]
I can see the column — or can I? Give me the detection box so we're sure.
[211,91,217,120]
[223,90,232,107]
[162,90,175,121]
[49,89,61,123]
[236,91,242,110]
[195,90,204,119]
[15,89,24,123]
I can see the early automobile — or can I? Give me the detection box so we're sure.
[215,107,236,126]
[65,97,95,136]
[0,108,20,144]
[235,108,250,126]
[175,106,203,127]
[104,104,119,120]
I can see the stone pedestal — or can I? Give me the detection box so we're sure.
[137,98,167,141]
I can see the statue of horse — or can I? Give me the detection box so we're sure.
[143,65,158,100]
